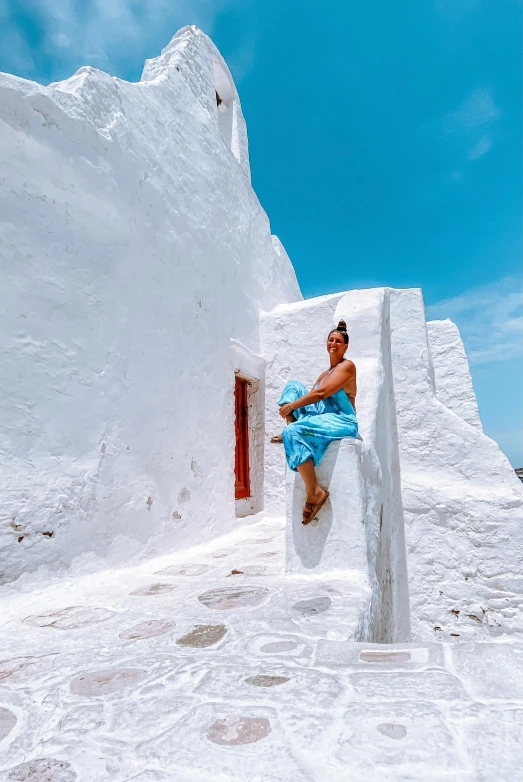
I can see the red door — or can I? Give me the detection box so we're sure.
[235,377,250,499]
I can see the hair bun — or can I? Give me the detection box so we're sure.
[337,320,347,331]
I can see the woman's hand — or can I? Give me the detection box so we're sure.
[279,403,294,419]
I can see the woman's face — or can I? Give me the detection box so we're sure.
[326,331,347,360]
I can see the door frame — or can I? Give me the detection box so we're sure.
[229,339,266,518]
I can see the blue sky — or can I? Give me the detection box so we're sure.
[1,0,521,465]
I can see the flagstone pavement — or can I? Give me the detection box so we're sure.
[1,516,522,781]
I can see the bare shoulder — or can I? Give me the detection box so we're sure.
[343,359,356,374]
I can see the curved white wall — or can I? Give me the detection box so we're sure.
[0,27,301,584]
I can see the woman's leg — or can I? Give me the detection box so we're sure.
[271,381,309,442]
[297,458,327,504]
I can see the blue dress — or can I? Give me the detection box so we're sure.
[278,380,359,471]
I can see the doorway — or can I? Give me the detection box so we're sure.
[235,376,250,500]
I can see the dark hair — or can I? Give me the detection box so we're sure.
[328,319,349,345]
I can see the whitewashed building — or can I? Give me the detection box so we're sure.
[1,25,522,643]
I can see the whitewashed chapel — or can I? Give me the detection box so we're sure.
[1,25,522,643]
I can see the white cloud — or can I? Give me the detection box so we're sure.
[441,87,501,161]
[426,277,523,365]
[445,88,501,131]
[0,0,239,83]
[467,133,493,160]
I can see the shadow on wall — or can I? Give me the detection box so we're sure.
[291,443,338,568]
[213,59,241,165]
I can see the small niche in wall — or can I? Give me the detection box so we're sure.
[213,60,241,164]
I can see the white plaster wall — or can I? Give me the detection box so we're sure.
[427,318,482,431]
[390,289,523,640]
[0,26,301,584]
[264,285,523,642]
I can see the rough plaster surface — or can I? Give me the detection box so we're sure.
[390,289,523,640]
[264,288,523,642]
[0,26,301,584]
[427,319,482,431]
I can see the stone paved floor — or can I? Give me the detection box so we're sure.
[0,516,522,781]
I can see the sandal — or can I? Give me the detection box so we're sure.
[302,490,329,525]
[270,434,283,443]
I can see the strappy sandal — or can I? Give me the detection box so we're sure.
[302,490,329,525]
[270,434,283,443]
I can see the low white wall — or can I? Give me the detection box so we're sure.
[0,27,301,584]
[390,289,523,639]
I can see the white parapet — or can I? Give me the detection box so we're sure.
[285,439,367,574]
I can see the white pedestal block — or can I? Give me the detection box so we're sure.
[285,439,366,574]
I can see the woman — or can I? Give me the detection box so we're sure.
[271,320,358,525]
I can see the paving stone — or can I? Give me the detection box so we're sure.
[208,716,271,745]
[176,624,228,648]
[377,722,407,740]
[138,703,310,780]
[449,643,523,699]
[245,675,290,687]
[250,634,314,662]
[360,650,411,663]
[6,758,77,781]
[194,664,341,709]
[156,564,210,576]
[130,583,176,596]
[315,641,444,670]
[119,619,175,640]
[292,597,331,616]
[23,606,116,629]
[260,641,297,653]
[335,702,459,772]
[70,667,146,697]
[457,705,523,780]
[198,586,269,610]
[0,706,16,741]
[349,670,469,701]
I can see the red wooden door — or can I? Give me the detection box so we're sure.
[234,377,250,499]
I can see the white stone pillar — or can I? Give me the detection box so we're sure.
[285,439,367,574]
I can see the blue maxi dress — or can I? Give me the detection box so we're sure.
[278,379,359,471]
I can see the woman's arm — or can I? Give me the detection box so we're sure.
[280,362,354,418]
